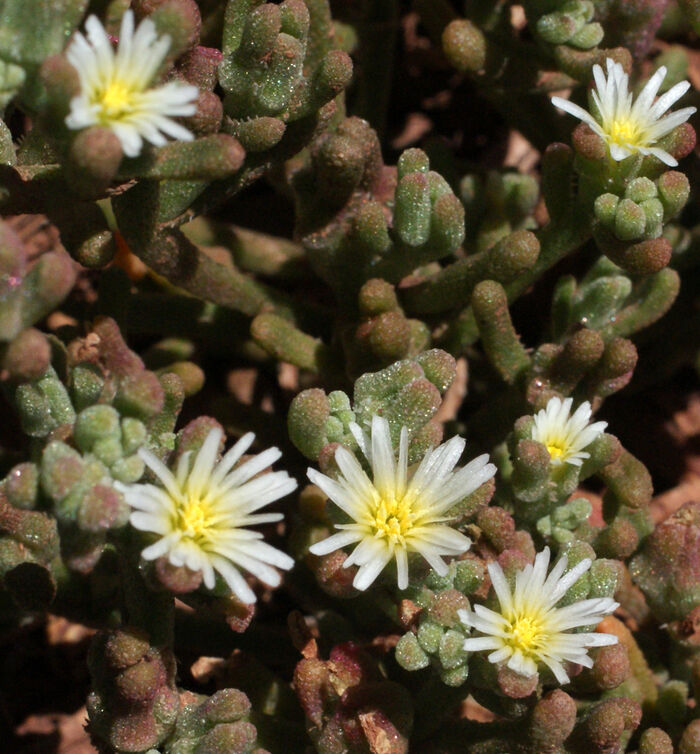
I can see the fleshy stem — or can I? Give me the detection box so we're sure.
[116,528,175,648]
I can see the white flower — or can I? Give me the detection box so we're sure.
[531,397,607,467]
[65,10,199,157]
[552,57,696,166]
[459,547,618,684]
[117,427,297,604]
[307,415,496,591]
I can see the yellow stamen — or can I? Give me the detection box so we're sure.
[506,615,546,654]
[546,442,566,461]
[98,81,134,119]
[371,495,415,544]
[178,497,211,539]
[608,117,643,146]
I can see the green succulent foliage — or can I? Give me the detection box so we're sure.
[0,0,87,108]
[162,688,262,754]
[0,317,190,590]
[0,220,75,341]
[537,1,604,50]
[288,349,457,463]
[395,563,483,686]
[537,496,594,544]
[292,134,466,306]
[219,0,352,152]
[87,628,180,753]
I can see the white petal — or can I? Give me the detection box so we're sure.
[235,539,295,570]
[640,146,677,166]
[408,526,471,555]
[138,448,182,499]
[396,547,409,590]
[307,468,365,518]
[348,422,370,461]
[130,512,170,534]
[188,428,223,497]
[488,646,512,664]
[111,122,143,158]
[541,656,570,684]
[309,530,364,556]
[141,534,178,561]
[412,543,448,576]
[395,426,409,499]
[547,558,591,605]
[353,550,392,590]
[463,636,503,651]
[219,447,282,491]
[648,107,697,139]
[209,432,255,485]
[334,446,376,500]
[649,80,692,119]
[210,555,256,603]
[551,97,600,130]
[370,415,396,499]
[488,561,514,615]
[631,66,667,117]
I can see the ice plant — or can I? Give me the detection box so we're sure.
[552,57,696,166]
[307,415,496,591]
[65,10,199,157]
[531,396,607,467]
[459,547,618,683]
[117,427,297,604]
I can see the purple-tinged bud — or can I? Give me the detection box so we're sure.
[496,665,538,698]
[368,311,411,362]
[181,90,223,136]
[142,0,201,56]
[114,371,165,419]
[572,123,607,161]
[313,550,357,598]
[477,507,515,552]
[68,127,123,197]
[657,170,691,219]
[592,643,630,690]
[202,688,251,723]
[2,328,50,382]
[5,463,39,510]
[630,501,700,622]
[153,557,203,594]
[530,689,577,747]
[427,589,469,628]
[178,46,222,90]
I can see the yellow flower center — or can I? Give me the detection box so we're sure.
[546,441,566,461]
[97,80,134,119]
[607,117,643,146]
[506,614,546,654]
[371,496,415,544]
[177,497,212,539]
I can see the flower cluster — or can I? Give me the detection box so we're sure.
[4,0,699,749]
[118,398,612,610]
